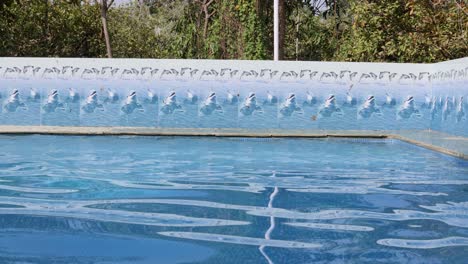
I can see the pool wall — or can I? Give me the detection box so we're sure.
[0,57,466,136]
[431,58,467,137]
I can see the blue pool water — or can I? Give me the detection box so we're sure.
[0,135,467,263]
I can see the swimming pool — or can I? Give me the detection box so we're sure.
[0,135,467,263]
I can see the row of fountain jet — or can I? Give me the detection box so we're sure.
[1,66,467,82]
[1,88,465,121]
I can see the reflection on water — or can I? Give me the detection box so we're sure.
[0,135,467,263]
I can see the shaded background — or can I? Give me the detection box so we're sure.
[0,0,466,62]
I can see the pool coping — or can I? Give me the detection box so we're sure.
[0,126,466,160]
[386,134,466,160]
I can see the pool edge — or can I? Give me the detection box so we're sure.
[388,135,467,160]
[0,125,466,160]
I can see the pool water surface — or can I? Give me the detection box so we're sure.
[0,135,467,263]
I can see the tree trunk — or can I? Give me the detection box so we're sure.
[139,0,145,15]
[296,8,299,61]
[201,0,214,41]
[100,0,112,58]
[278,0,285,60]
[203,5,209,40]
[43,0,49,56]
[255,0,263,17]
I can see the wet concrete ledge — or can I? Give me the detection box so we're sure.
[0,126,466,160]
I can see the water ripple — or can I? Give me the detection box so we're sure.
[0,184,78,194]
[285,222,374,232]
[377,237,468,249]
[3,197,468,230]
[0,136,467,262]
[0,197,249,227]
[158,232,321,249]
[248,207,468,228]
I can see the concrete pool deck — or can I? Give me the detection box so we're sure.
[0,125,466,160]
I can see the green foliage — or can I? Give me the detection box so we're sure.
[0,0,104,57]
[0,0,466,62]
[335,0,467,63]
[164,0,268,59]
[284,1,346,61]
[234,0,268,59]
[108,3,161,58]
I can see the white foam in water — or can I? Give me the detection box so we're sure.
[158,232,321,249]
[285,222,374,232]
[377,237,468,249]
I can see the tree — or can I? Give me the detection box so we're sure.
[197,0,215,40]
[0,0,104,57]
[278,0,285,60]
[281,0,349,61]
[107,1,167,58]
[0,0,465,62]
[95,0,114,58]
[334,0,467,62]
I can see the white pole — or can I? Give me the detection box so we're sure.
[273,0,279,61]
